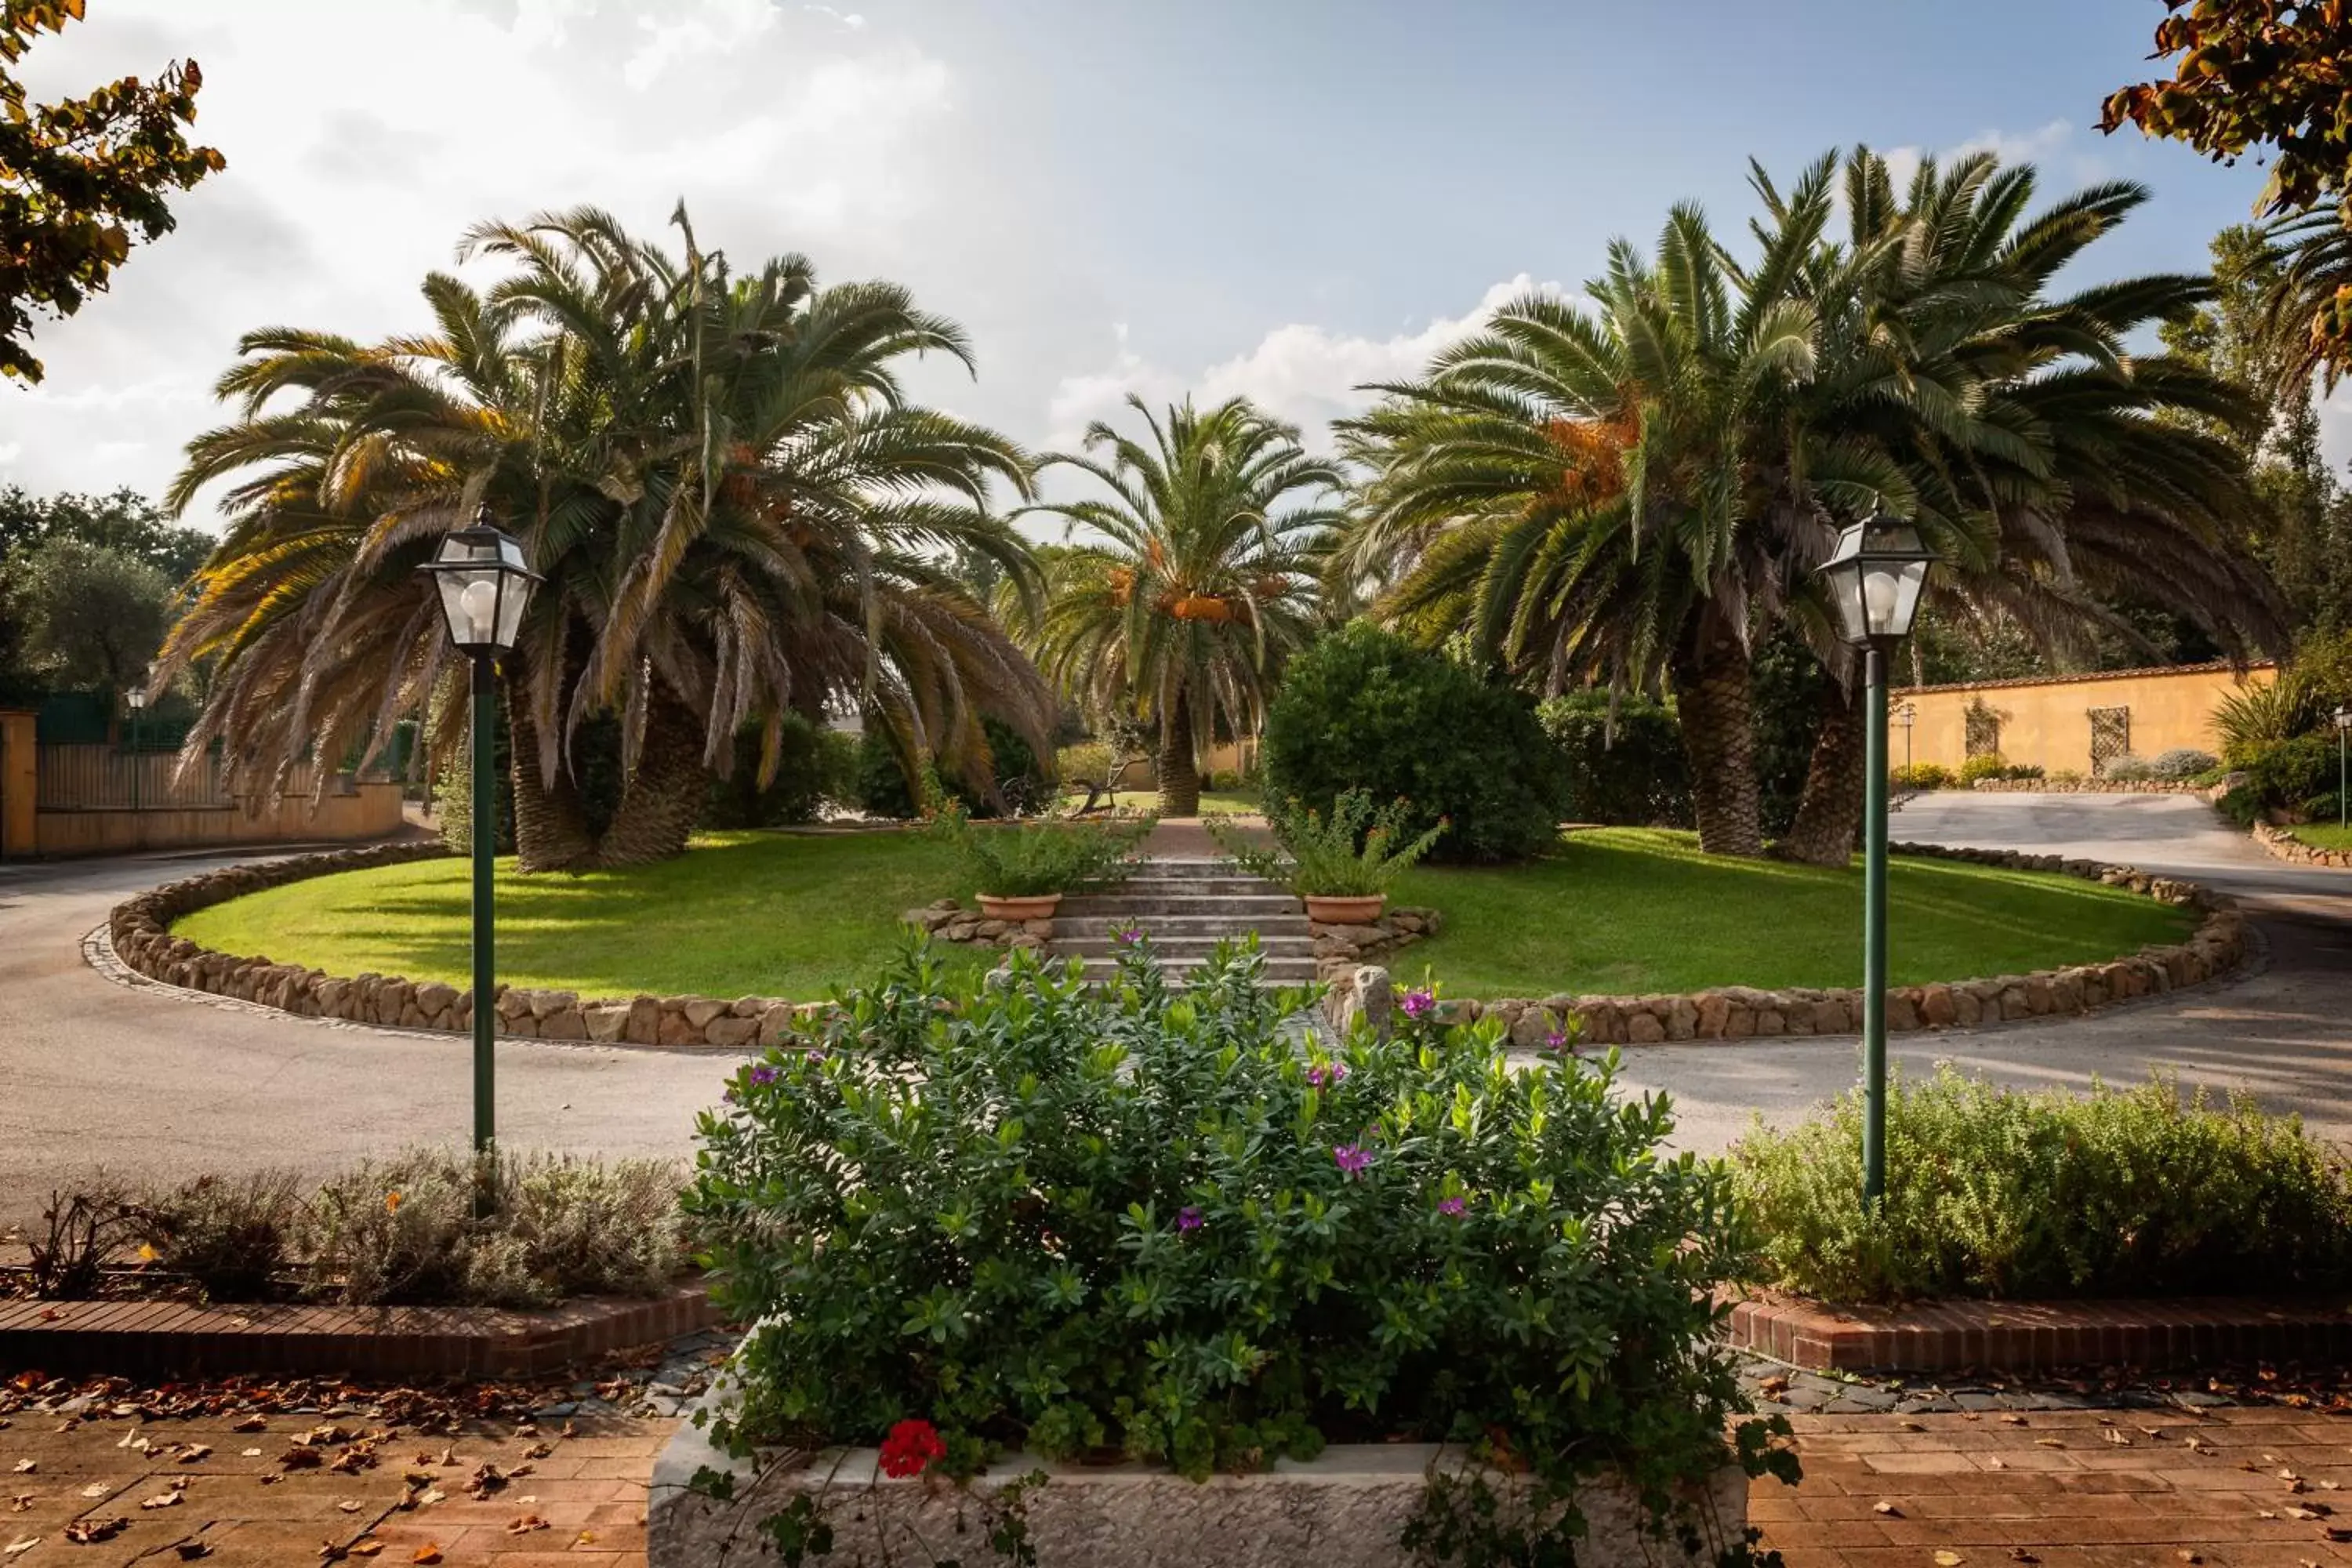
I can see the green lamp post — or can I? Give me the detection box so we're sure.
[1817,515,1936,1208]
[123,679,146,811]
[2336,707,2350,832]
[420,507,539,1163]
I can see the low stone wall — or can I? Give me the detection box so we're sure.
[107,842,815,1050]
[652,1424,1748,1568]
[1310,905,1437,978]
[1967,778,2209,794]
[1326,844,2246,1047]
[2251,820,2352,869]
[901,897,1054,952]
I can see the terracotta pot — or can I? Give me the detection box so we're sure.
[977,893,1062,921]
[1303,894,1385,925]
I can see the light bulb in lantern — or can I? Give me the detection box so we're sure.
[459,579,498,643]
[1863,570,1899,635]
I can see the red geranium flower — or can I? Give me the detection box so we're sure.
[878,1417,946,1478]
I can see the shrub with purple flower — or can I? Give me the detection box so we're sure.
[1398,985,1436,1020]
[686,936,1781,1550]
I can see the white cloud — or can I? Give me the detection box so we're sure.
[1882,120,2107,196]
[1045,275,1566,452]
[0,0,967,524]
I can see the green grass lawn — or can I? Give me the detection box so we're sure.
[2283,821,2352,853]
[1389,828,2196,998]
[174,829,985,1001]
[174,824,2196,1004]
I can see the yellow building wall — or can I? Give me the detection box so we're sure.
[1893,663,2274,775]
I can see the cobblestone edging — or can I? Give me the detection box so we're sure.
[1726,1292,2352,1374]
[105,842,817,1050]
[2251,820,2352,869]
[1968,778,2210,794]
[1329,843,2247,1047]
[0,1283,718,1378]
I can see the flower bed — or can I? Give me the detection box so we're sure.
[1325,842,2245,1045]
[1967,777,2212,793]
[666,941,1791,1564]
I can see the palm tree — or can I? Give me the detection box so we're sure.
[1343,151,2285,862]
[162,205,1047,869]
[1339,196,1864,856]
[1021,396,1341,816]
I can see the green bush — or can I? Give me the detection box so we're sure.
[702,715,860,829]
[686,941,1772,1535]
[2149,747,2219,781]
[1534,691,1691,826]
[2101,753,2156,782]
[1955,752,2009,786]
[133,1171,301,1302]
[2245,732,2335,815]
[1889,762,1954,792]
[1733,1069,2352,1303]
[1261,624,1571,864]
[1208,788,1446,896]
[933,801,1153,897]
[299,1149,688,1308]
[856,718,1053,820]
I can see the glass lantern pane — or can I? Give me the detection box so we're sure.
[1823,560,1869,644]
[493,570,532,648]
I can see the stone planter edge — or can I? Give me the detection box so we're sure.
[2250,820,2352,870]
[650,1403,1750,1568]
[1326,841,2247,1047]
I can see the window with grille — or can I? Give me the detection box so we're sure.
[2089,706,2131,776]
[1964,700,2001,758]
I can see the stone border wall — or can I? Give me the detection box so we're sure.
[1966,778,2210,794]
[1327,843,2245,1047]
[2251,820,2352,869]
[107,842,815,1051]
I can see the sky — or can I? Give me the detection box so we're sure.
[0,0,2318,535]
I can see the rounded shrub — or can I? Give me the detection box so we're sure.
[1534,691,1690,826]
[1734,1068,2352,1303]
[1261,624,1571,863]
[1957,753,2012,786]
[2149,747,2219,782]
[1889,761,1955,792]
[702,715,859,829]
[686,942,1777,1534]
[855,717,1054,820]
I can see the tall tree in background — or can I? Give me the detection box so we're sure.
[1022,396,1339,816]
[165,206,1046,869]
[0,0,223,383]
[2,532,169,690]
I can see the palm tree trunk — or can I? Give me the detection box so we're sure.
[1671,626,1763,858]
[506,681,597,873]
[1156,692,1201,817]
[593,691,709,867]
[1778,680,1867,867]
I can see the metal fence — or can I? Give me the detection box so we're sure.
[35,743,243,811]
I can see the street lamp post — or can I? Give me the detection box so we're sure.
[123,681,146,811]
[1817,515,1936,1209]
[2336,707,2350,832]
[420,507,539,1169]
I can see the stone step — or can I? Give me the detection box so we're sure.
[1073,956,1322,985]
[1058,933,1318,960]
[1102,877,1292,899]
[1058,894,1302,920]
[1054,914,1312,941]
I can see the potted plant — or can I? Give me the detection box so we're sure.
[1210,788,1446,923]
[935,802,1153,919]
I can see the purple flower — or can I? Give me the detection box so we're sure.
[1545,1029,1569,1051]
[1438,1196,1467,1218]
[1305,1062,1348,1090]
[1113,925,1143,946]
[806,1047,829,1065]
[1332,1144,1373,1179]
[748,1064,779,1087]
[1178,1206,1203,1232]
[1399,987,1436,1020]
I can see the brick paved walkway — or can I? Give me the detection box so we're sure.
[1757,1407,2352,1565]
[1,1412,671,1566]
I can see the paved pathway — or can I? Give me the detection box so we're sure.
[0,848,743,1232]
[1608,791,2352,1154]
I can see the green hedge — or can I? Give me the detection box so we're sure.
[1535,691,1690,826]
[1733,1069,2352,1303]
[1261,624,1570,863]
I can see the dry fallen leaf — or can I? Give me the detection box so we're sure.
[140,1490,184,1509]
[64,1518,127,1544]
[411,1546,443,1565]
[573,1534,596,1548]
[241,1448,262,1459]
[2007,1552,2040,1566]
[3,1538,35,1558]
[1984,1457,2005,1470]
[230,1415,267,1434]
[172,1544,212,1562]
[78,1483,110,1500]
[6,1463,30,1476]
[176,1444,212,1464]
[2034,1438,2067,1449]
[2177,1554,2202,1566]
[1874,1501,1903,1517]
[1897,1419,1926,1432]
[1935,1553,1965,1567]
[504,1515,549,1536]
[520,1442,552,1461]
[350,1543,384,1559]
[2103,1429,2132,1446]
